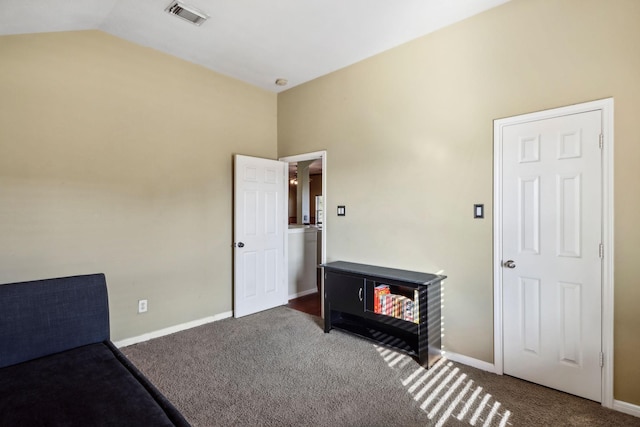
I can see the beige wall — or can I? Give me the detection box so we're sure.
[278,0,640,404]
[0,30,277,341]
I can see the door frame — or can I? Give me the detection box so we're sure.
[279,150,327,312]
[493,98,614,407]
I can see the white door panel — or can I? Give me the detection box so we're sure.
[502,110,602,402]
[234,155,287,318]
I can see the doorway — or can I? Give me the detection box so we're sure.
[493,99,614,406]
[279,151,327,318]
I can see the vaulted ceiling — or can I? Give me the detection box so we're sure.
[0,0,510,92]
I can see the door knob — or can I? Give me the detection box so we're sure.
[503,260,516,269]
[236,242,245,248]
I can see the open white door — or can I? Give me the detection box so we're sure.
[233,155,287,318]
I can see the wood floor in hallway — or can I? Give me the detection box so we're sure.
[287,292,321,317]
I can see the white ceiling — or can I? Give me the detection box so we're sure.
[0,0,510,93]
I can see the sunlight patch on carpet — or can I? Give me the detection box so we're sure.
[375,346,512,427]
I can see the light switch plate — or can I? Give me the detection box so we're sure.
[474,204,484,219]
[337,205,346,216]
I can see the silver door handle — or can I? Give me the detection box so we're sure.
[503,260,516,269]
[358,287,363,301]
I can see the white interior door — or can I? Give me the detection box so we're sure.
[501,110,603,402]
[234,155,287,318]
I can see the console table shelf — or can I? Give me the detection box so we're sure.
[323,261,446,368]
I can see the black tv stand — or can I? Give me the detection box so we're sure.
[323,261,446,368]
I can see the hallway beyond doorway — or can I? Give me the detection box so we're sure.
[287,292,321,317]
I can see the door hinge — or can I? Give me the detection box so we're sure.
[599,133,604,149]
[599,243,604,259]
[599,352,604,368]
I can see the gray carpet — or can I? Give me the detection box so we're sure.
[122,307,639,427]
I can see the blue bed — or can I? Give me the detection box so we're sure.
[0,274,190,426]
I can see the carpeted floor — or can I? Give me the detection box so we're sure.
[122,307,639,427]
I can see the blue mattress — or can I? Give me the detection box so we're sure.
[0,341,189,426]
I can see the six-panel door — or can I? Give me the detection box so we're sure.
[501,110,603,402]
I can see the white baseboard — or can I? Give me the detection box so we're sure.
[443,350,497,374]
[613,399,640,418]
[114,311,233,348]
[288,288,318,300]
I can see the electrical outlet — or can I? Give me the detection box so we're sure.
[138,299,148,314]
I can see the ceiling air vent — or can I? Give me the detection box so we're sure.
[165,1,209,26]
